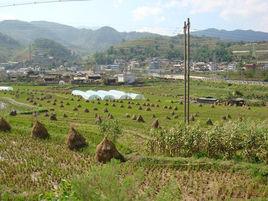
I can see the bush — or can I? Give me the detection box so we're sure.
[98,120,122,143]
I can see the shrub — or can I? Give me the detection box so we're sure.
[99,120,122,143]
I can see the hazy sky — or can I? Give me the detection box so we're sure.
[0,0,267,35]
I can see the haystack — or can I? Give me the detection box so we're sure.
[152,119,160,129]
[66,127,87,150]
[206,118,213,125]
[127,105,132,109]
[137,115,145,123]
[32,121,49,139]
[44,112,49,117]
[152,114,156,118]
[222,116,227,121]
[9,110,17,116]
[0,117,11,132]
[132,115,137,120]
[108,113,114,119]
[138,106,143,110]
[120,105,124,108]
[63,113,68,118]
[73,107,78,111]
[50,113,57,121]
[103,108,108,113]
[95,137,125,163]
[146,107,151,111]
[84,108,89,113]
[125,113,130,118]
[190,115,195,121]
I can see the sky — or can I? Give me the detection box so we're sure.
[0,0,267,35]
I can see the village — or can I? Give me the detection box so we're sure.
[1,57,267,85]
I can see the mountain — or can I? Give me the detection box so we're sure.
[0,32,21,62]
[29,38,79,67]
[0,20,158,55]
[192,28,268,42]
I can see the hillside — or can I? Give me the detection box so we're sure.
[30,38,79,67]
[192,28,268,42]
[91,35,233,63]
[0,20,158,55]
[0,32,21,63]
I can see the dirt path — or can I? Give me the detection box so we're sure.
[0,97,36,109]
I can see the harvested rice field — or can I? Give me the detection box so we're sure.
[0,79,268,200]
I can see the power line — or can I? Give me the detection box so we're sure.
[0,0,92,8]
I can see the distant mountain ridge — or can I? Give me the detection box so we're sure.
[0,20,158,55]
[192,28,268,42]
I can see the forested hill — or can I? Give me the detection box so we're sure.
[30,38,79,67]
[91,35,233,64]
[0,32,21,63]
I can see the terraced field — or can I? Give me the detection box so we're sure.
[0,79,267,200]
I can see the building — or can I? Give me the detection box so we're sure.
[197,97,218,104]
[117,73,136,84]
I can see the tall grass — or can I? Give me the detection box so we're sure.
[148,120,268,164]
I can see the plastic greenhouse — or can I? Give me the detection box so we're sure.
[126,93,144,100]
[71,89,144,100]
[0,86,13,91]
[109,90,131,99]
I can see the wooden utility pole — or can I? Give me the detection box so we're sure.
[187,18,190,124]
[183,18,190,125]
[183,21,187,124]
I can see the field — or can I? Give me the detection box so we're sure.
[0,79,268,200]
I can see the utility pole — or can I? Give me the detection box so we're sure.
[187,18,190,124]
[183,21,187,124]
[183,18,190,125]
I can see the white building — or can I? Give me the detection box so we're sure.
[117,73,136,84]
